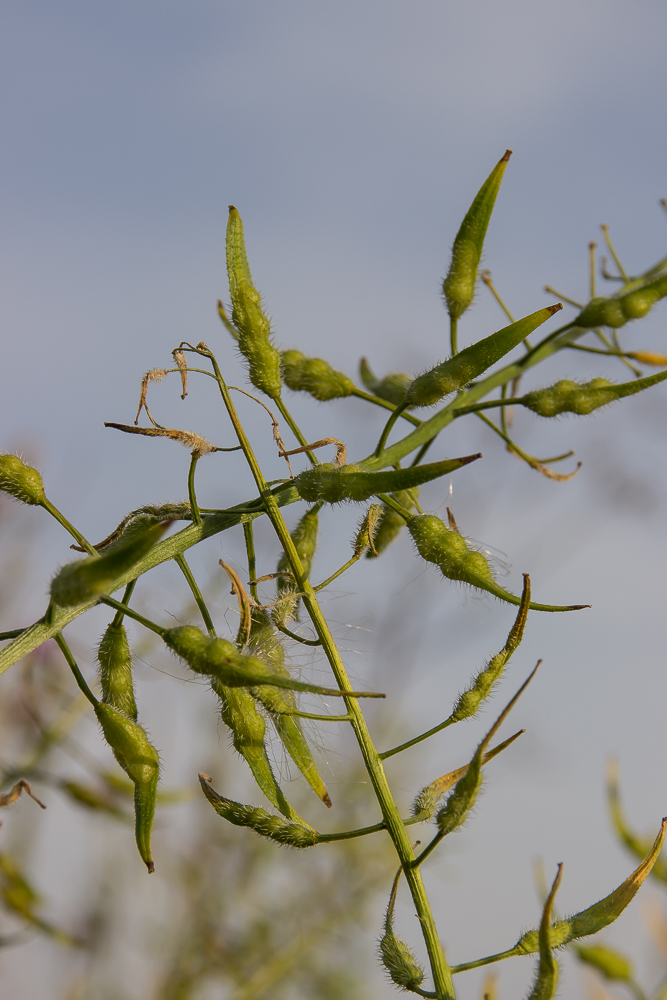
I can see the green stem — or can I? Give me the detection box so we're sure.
[174,552,216,637]
[381,717,456,760]
[450,315,458,356]
[375,403,408,457]
[243,522,259,604]
[313,555,359,592]
[274,396,318,465]
[350,388,421,426]
[375,492,413,521]
[274,623,322,646]
[280,709,351,722]
[40,497,97,556]
[99,597,165,637]
[54,633,99,707]
[187,453,202,525]
[111,580,136,628]
[450,947,519,975]
[0,629,25,641]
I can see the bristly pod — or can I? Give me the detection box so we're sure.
[50,520,171,607]
[526,865,562,1000]
[442,150,512,320]
[163,625,384,699]
[451,575,531,722]
[358,357,413,407]
[97,622,137,721]
[248,610,331,807]
[379,869,426,991]
[353,504,383,557]
[404,305,562,408]
[198,773,318,847]
[280,349,354,401]
[521,369,667,418]
[366,488,419,558]
[511,819,666,955]
[274,507,319,625]
[94,703,160,873]
[408,513,587,613]
[293,453,481,505]
[573,944,633,984]
[575,273,667,329]
[0,454,46,506]
[226,206,282,399]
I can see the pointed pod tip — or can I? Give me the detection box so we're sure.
[198,772,212,782]
[460,452,483,466]
[323,793,333,809]
[146,860,155,874]
[228,205,237,213]
[502,149,513,162]
[548,303,564,315]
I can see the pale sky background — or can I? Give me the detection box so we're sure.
[2,2,667,998]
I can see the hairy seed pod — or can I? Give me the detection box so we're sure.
[576,274,667,329]
[358,357,413,407]
[0,454,45,506]
[527,866,562,1000]
[280,349,354,401]
[522,368,667,418]
[353,504,383,557]
[294,453,480,505]
[408,514,584,613]
[94,703,160,873]
[513,819,666,956]
[50,520,170,607]
[405,304,561,408]
[366,488,419,558]
[226,206,282,398]
[198,773,318,847]
[97,622,138,721]
[574,945,633,983]
[275,507,319,624]
[379,871,425,991]
[442,150,511,320]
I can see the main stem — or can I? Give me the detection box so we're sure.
[207,357,454,999]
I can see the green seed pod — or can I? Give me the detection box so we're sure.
[94,702,160,873]
[0,454,45,505]
[526,866,562,1000]
[280,349,354,401]
[97,622,137,721]
[408,513,585,613]
[451,575,530,721]
[275,507,319,625]
[576,274,667,329]
[442,150,511,320]
[513,819,666,955]
[226,206,282,399]
[573,944,633,983]
[198,773,318,847]
[522,368,667,419]
[358,357,413,407]
[294,453,480,505]
[379,870,425,991]
[405,304,561,408]
[366,488,419,558]
[353,504,383,557]
[50,520,170,607]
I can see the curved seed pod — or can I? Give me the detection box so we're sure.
[50,520,170,607]
[280,349,354,401]
[526,865,562,1000]
[405,305,561,408]
[573,944,633,983]
[359,357,413,407]
[522,369,667,418]
[198,773,318,847]
[408,513,586,613]
[451,575,530,721]
[226,206,282,399]
[366,488,419,558]
[353,504,383,557]
[97,622,137,721]
[294,453,481,505]
[379,868,425,991]
[274,507,319,625]
[575,273,667,329]
[249,610,331,807]
[606,760,667,883]
[94,703,160,873]
[442,150,511,320]
[74,502,191,554]
[513,819,666,955]
[0,454,45,505]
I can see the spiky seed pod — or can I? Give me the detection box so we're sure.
[97,622,138,721]
[226,206,282,399]
[574,945,633,983]
[366,488,419,558]
[50,521,170,607]
[404,305,561,408]
[521,369,667,418]
[575,273,667,329]
[274,507,319,625]
[94,703,160,873]
[198,774,318,847]
[0,454,45,506]
[280,349,354,401]
[352,504,382,557]
[442,150,511,320]
[379,871,425,991]
[358,357,413,407]
[294,454,480,505]
[526,866,562,1000]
